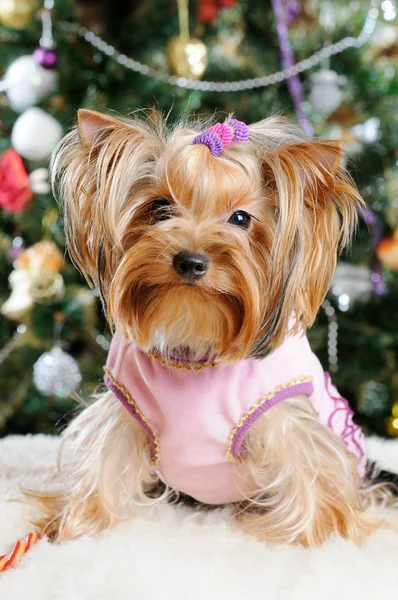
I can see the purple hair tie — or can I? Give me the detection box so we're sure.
[227,119,250,142]
[192,119,249,157]
[193,131,224,157]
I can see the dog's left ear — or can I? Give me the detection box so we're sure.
[77,109,123,146]
[251,138,363,358]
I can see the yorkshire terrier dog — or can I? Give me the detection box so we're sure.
[27,109,386,546]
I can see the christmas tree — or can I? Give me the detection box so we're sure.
[0,0,397,437]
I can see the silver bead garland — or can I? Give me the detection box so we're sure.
[60,1,379,92]
[0,1,380,94]
[322,299,338,373]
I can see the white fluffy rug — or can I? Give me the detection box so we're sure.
[0,434,398,600]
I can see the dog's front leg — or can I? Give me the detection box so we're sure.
[236,395,381,546]
[24,392,159,541]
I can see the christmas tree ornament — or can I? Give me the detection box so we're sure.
[18,240,64,273]
[351,117,380,144]
[29,167,50,194]
[4,55,58,112]
[331,262,372,311]
[3,2,58,110]
[1,240,64,320]
[11,107,62,161]
[377,229,398,271]
[386,402,398,437]
[197,0,236,24]
[0,0,37,29]
[33,46,57,69]
[1,269,34,320]
[168,37,208,79]
[197,0,218,23]
[309,69,347,116]
[0,148,32,213]
[33,345,82,398]
[33,310,82,398]
[168,0,208,79]
[33,1,57,69]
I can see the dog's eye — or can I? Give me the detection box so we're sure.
[228,210,251,229]
[150,198,172,222]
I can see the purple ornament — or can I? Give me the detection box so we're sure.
[33,47,58,70]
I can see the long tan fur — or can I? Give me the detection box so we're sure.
[25,392,158,541]
[239,395,382,546]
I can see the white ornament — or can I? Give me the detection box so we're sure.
[309,69,347,115]
[351,117,380,144]
[1,270,33,321]
[11,108,62,161]
[4,55,58,112]
[29,168,51,194]
[33,346,82,398]
[331,262,372,311]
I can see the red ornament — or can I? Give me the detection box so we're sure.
[198,0,218,23]
[0,149,32,213]
[197,0,237,23]
[217,0,236,7]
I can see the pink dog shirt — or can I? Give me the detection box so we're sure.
[104,331,366,505]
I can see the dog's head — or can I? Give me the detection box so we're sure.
[52,109,362,365]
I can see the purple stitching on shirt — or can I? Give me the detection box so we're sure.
[193,131,224,157]
[324,372,365,466]
[231,381,314,459]
[104,372,158,462]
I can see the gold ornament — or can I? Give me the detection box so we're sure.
[168,36,207,79]
[168,0,207,80]
[0,0,37,29]
[18,240,64,274]
[386,403,398,437]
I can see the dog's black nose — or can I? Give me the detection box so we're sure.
[173,252,209,282]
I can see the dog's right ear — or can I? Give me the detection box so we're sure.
[77,109,122,147]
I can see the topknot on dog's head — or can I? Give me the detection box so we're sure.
[51,109,363,363]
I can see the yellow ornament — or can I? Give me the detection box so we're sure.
[0,0,37,29]
[18,240,64,274]
[168,0,207,80]
[168,36,208,79]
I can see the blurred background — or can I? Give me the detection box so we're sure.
[0,0,397,438]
